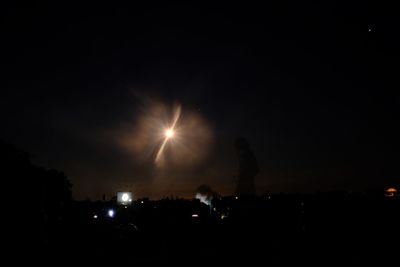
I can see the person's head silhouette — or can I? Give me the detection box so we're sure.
[235,137,249,151]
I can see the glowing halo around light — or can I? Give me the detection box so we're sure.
[116,98,213,170]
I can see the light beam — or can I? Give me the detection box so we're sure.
[155,104,181,164]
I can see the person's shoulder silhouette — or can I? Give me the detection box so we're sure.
[234,137,259,196]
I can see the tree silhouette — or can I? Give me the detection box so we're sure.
[0,140,73,246]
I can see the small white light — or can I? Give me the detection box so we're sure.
[93,214,98,219]
[235,196,238,200]
[141,200,144,204]
[108,209,115,218]
[192,214,199,218]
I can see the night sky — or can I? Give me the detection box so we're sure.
[1,2,398,199]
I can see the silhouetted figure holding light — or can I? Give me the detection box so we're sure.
[234,137,259,196]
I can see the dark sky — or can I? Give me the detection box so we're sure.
[1,1,398,199]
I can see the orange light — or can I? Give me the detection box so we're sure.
[385,187,398,197]
[386,188,397,193]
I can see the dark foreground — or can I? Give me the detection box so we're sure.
[31,194,399,265]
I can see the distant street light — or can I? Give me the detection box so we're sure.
[108,209,115,218]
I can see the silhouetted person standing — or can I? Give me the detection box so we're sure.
[234,137,259,196]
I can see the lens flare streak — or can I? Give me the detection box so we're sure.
[155,105,181,164]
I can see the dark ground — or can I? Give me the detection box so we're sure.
[40,194,399,265]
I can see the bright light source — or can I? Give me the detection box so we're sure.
[235,196,239,200]
[192,214,199,218]
[165,128,174,139]
[121,193,129,202]
[117,192,133,205]
[108,209,115,218]
[93,214,98,219]
[141,200,144,204]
